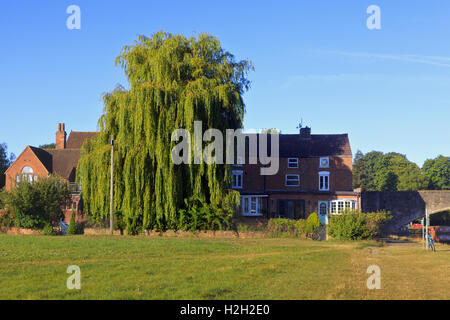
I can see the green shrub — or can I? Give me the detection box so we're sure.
[267,218,308,238]
[126,215,143,235]
[305,212,321,234]
[328,210,390,240]
[113,211,126,235]
[3,176,71,229]
[43,223,57,236]
[66,211,76,235]
[75,221,85,235]
[0,211,13,233]
[178,193,236,233]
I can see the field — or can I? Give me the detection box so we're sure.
[0,235,449,300]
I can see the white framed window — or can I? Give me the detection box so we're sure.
[319,171,330,191]
[285,174,300,187]
[330,199,357,215]
[241,196,264,216]
[288,158,298,168]
[320,157,330,168]
[17,166,35,184]
[232,170,243,189]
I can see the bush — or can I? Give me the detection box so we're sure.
[75,221,85,235]
[3,176,71,229]
[113,211,126,235]
[305,212,321,234]
[43,223,57,236]
[0,211,13,233]
[328,210,390,240]
[66,211,76,235]
[267,218,308,238]
[178,193,237,233]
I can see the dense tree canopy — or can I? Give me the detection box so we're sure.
[78,32,252,232]
[353,150,427,191]
[422,155,450,190]
[0,143,15,189]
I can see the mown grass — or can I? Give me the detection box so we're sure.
[0,235,448,300]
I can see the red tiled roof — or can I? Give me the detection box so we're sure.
[28,131,98,182]
[66,131,98,149]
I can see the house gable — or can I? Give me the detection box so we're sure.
[4,146,50,190]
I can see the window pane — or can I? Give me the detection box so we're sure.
[22,166,33,174]
[338,201,344,213]
[251,198,257,213]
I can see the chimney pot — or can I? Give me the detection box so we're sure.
[300,126,311,139]
[56,123,67,149]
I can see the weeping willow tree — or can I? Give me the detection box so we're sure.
[77,31,252,232]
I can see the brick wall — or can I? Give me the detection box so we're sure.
[235,156,353,192]
[5,146,49,191]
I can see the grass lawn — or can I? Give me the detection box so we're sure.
[0,234,449,300]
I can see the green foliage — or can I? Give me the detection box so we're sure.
[0,211,13,233]
[327,211,390,240]
[77,31,253,232]
[66,211,76,235]
[39,143,56,149]
[422,155,450,190]
[43,223,57,236]
[267,218,308,238]
[353,150,425,191]
[305,212,321,234]
[0,143,15,189]
[113,211,126,234]
[4,176,70,229]
[178,193,237,232]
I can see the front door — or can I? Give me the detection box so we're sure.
[318,201,328,225]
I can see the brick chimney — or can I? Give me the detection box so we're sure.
[299,126,311,140]
[56,123,67,149]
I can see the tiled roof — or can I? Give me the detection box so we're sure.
[279,134,352,157]
[28,132,97,182]
[66,131,97,149]
[243,133,352,158]
[45,149,81,181]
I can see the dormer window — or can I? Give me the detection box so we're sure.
[288,158,298,168]
[320,157,329,168]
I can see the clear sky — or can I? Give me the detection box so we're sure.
[1,0,449,166]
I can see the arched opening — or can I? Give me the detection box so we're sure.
[16,166,38,183]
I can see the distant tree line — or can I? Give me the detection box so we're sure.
[353,151,450,191]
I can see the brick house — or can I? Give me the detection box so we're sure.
[5,123,97,222]
[231,127,361,224]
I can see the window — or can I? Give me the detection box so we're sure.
[330,199,357,214]
[241,196,264,216]
[319,171,330,191]
[288,158,298,168]
[232,170,243,189]
[17,166,36,184]
[320,157,329,168]
[285,174,300,187]
[319,202,327,215]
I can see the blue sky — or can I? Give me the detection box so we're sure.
[1,0,449,166]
